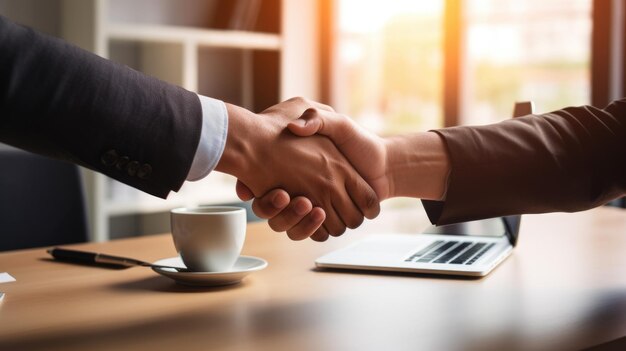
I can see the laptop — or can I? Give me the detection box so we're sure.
[315,102,533,277]
[315,216,520,277]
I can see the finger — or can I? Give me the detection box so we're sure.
[288,108,354,144]
[310,225,330,242]
[235,180,255,201]
[251,189,291,219]
[281,97,335,112]
[286,114,320,137]
[261,97,335,116]
[321,204,347,237]
[311,101,334,112]
[346,176,381,220]
[268,196,313,233]
[331,187,365,232]
[285,207,326,241]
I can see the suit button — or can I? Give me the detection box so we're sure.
[101,150,118,167]
[137,164,152,180]
[126,161,140,176]
[116,156,130,171]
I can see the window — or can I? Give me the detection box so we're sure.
[332,0,445,134]
[462,0,592,124]
[330,0,593,129]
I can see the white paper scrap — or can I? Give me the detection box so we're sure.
[0,272,16,284]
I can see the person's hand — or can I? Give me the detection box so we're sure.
[289,108,390,199]
[233,98,338,241]
[240,109,391,240]
[216,98,380,241]
[239,108,450,238]
[236,184,327,241]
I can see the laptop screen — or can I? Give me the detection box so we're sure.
[422,215,521,246]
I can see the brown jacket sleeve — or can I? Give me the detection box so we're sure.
[0,16,203,198]
[423,99,626,225]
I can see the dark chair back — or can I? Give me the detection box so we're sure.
[0,147,87,251]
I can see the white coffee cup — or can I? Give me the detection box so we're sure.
[170,206,247,272]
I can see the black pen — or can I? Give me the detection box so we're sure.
[47,247,190,271]
[47,247,149,268]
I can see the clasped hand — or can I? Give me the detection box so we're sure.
[221,97,391,242]
[215,97,383,242]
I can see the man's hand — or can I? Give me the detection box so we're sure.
[236,184,327,241]
[217,98,380,241]
[240,109,391,240]
[245,109,452,238]
[288,108,391,199]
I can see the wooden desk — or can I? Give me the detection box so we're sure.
[2,207,626,350]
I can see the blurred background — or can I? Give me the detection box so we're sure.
[333,0,591,131]
[0,0,623,245]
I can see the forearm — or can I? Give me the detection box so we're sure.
[423,99,626,225]
[0,16,202,198]
[385,132,451,200]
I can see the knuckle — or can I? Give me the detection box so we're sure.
[311,228,328,242]
[321,173,337,191]
[268,219,285,232]
[330,225,347,237]
[367,195,378,211]
[303,107,320,117]
[315,178,335,203]
[334,226,346,236]
[288,206,307,222]
[289,96,308,105]
[312,234,328,242]
[346,215,364,229]
[365,190,379,212]
[251,202,269,219]
[287,230,307,241]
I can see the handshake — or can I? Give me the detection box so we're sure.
[215,97,451,242]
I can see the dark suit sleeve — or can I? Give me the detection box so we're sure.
[423,98,626,225]
[0,16,203,198]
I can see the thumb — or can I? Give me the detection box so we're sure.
[235,180,255,201]
[289,108,356,147]
[287,113,322,137]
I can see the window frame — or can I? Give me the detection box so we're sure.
[591,0,626,107]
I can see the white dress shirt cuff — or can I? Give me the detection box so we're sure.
[186,95,228,182]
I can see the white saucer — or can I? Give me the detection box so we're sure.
[152,256,268,287]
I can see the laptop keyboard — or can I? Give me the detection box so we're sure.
[405,240,496,265]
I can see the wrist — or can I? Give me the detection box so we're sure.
[384,132,450,200]
[215,103,256,179]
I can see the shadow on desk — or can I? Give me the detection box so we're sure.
[109,276,246,293]
[586,336,626,351]
[39,257,128,270]
[0,295,336,351]
[39,258,246,293]
[311,267,483,281]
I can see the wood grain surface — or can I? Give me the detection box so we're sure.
[1,206,626,351]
